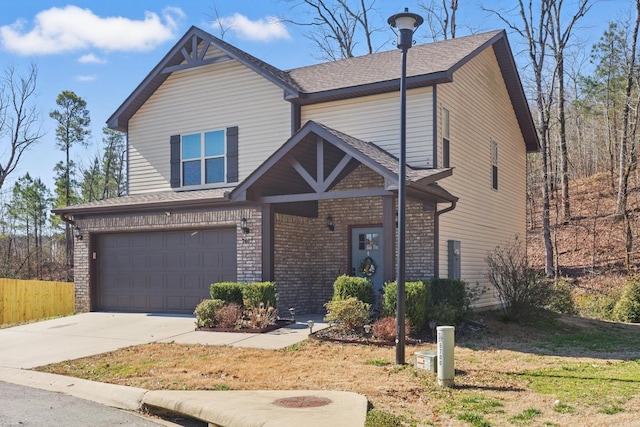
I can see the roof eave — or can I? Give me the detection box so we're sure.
[292,71,452,105]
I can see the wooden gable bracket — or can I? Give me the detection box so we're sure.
[290,137,353,193]
[259,136,392,203]
[162,35,231,74]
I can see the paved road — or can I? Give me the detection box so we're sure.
[0,381,165,427]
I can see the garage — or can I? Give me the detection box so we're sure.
[95,228,237,313]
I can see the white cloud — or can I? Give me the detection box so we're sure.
[75,75,97,82]
[78,53,106,64]
[215,13,290,42]
[0,6,185,55]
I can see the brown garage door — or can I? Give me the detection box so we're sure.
[96,229,237,313]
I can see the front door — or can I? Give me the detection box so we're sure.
[351,227,384,299]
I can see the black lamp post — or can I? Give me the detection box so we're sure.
[388,8,423,365]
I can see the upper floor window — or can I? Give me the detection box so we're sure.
[442,107,450,168]
[182,130,226,186]
[491,140,498,190]
[170,126,238,189]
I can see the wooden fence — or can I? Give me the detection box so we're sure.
[0,278,74,325]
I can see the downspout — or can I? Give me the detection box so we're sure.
[60,213,75,227]
[433,201,456,277]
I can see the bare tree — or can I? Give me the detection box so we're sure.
[419,0,459,41]
[548,0,592,223]
[284,0,380,60]
[485,0,555,277]
[615,0,640,223]
[0,63,43,191]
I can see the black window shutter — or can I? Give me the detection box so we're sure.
[227,126,239,183]
[170,134,180,188]
[492,165,498,190]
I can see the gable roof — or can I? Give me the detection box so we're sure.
[229,120,457,204]
[107,26,538,152]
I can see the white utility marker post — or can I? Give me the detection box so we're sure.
[437,326,455,387]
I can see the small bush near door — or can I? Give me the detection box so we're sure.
[382,281,429,333]
[332,275,374,304]
[242,282,277,308]
[210,282,244,306]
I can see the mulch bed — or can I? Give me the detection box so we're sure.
[196,319,294,333]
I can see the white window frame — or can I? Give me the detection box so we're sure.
[181,129,227,188]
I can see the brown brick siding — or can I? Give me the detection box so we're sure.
[274,165,435,314]
[73,207,262,312]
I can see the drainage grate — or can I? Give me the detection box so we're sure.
[272,396,332,408]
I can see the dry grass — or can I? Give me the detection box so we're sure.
[38,314,640,426]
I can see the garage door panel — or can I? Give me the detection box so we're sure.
[97,228,236,314]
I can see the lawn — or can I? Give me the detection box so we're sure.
[37,312,640,426]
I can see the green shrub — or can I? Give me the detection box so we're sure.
[242,282,277,309]
[194,299,225,328]
[382,280,429,332]
[324,297,370,331]
[485,236,552,322]
[332,275,374,305]
[613,276,640,323]
[210,282,244,305]
[546,278,577,315]
[576,291,618,320]
[430,302,458,326]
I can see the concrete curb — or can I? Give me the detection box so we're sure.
[0,367,367,426]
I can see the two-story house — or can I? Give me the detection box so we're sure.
[54,26,538,315]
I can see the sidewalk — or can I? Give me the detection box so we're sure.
[0,314,368,426]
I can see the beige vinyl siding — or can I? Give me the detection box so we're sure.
[301,87,434,168]
[128,55,291,194]
[437,47,527,308]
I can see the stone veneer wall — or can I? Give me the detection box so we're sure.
[274,165,436,314]
[72,206,262,313]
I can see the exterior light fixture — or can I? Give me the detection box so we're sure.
[240,217,250,234]
[307,319,314,334]
[388,7,423,365]
[364,324,372,335]
[74,226,83,240]
[326,215,335,231]
[289,307,296,321]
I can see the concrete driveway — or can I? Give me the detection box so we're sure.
[0,312,323,369]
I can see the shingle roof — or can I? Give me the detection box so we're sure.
[52,188,229,215]
[287,30,501,93]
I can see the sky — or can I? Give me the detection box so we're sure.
[0,0,632,195]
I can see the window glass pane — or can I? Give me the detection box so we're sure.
[205,157,225,183]
[358,234,365,250]
[365,233,379,250]
[183,160,201,186]
[205,131,225,157]
[182,134,201,159]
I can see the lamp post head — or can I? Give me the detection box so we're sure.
[388,8,423,50]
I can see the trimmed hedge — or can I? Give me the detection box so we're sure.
[382,280,429,332]
[332,275,374,304]
[210,282,244,306]
[613,276,640,323]
[243,281,277,308]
